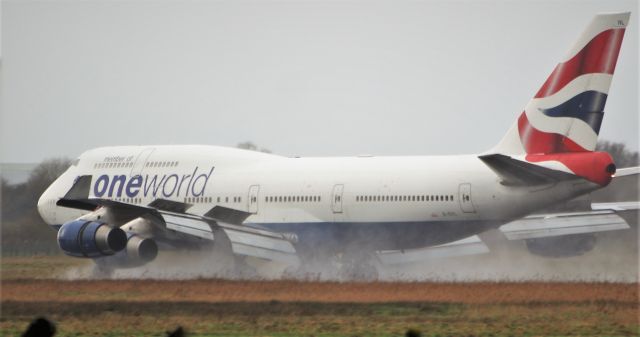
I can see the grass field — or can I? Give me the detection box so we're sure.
[1,256,639,337]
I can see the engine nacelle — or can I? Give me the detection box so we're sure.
[525,234,597,258]
[94,234,159,269]
[57,220,127,257]
[123,234,159,266]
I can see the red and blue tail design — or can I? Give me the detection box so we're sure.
[492,12,630,186]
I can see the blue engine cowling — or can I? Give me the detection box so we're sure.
[57,220,128,257]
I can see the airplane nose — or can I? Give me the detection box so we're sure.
[37,191,50,223]
[37,186,57,225]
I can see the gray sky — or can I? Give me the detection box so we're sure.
[1,0,638,163]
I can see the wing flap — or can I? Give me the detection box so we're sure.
[219,223,299,265]
[158,212,299,265]
[376,235,489,265]
[500,210,629,240]
[163,213,214,240]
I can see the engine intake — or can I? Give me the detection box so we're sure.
[58,220,127,257]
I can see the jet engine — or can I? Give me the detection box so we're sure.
[57,220,127,257]
[93,233,159,269]
[121,233,159,266]
[525,234,597,258]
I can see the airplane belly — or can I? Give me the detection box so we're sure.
[252,220,499,251]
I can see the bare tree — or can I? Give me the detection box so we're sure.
[26,158,72,197]
[237,141,271,154]
[2,157,71,255]
[596,141,639,168]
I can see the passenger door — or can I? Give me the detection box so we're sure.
[458,183,476,213]
[331,184,344,213]
[130,148,155,177]
[248,185,260,214]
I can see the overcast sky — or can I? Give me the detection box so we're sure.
[1,0,638,163]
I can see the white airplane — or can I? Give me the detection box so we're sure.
[38,12,637,278]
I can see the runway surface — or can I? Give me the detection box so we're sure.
[2,256,638,337]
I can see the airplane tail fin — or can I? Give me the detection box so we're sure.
[493,12,630,155]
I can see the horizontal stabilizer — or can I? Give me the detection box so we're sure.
[500,210,629,240]
[376,235,489,265]
[614,166,640,177]
[591,201,640,212]
[479,154,576,185]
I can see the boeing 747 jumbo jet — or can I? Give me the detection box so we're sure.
[38,13,637,279]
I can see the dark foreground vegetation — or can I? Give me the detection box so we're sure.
[6,299,636,337]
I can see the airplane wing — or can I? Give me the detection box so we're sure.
[56,175,300,266]
[499,167,639,240]
[380,167,639,264]
[499,209,629,240]
[161,211,299,265]
[376,235,489,265]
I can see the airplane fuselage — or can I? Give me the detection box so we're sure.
[38,145,598,251]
